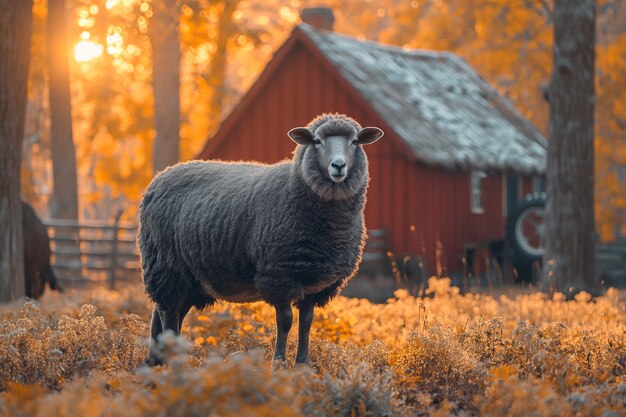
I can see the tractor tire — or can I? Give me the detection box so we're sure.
[507,192,547,267]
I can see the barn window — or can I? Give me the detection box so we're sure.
[470,170,486,214]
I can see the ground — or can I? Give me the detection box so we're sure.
[1,277,625,416]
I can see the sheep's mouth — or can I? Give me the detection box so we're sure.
[330,173,347,183]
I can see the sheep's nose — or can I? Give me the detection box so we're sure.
[329,159,347,183]
[331,161,346,170]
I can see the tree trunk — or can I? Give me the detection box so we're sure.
[0,0,33,302]
[206,0,240,135]
[47,0,81,280]
[47,0,79,220]
[149,0,180,173]
[543,0,598,295]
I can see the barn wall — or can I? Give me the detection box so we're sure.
[207,43,510,275]
[210,46,393,163]
[398,163,507,274]
[520,176,534,197]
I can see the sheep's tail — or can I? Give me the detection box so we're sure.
[45,265,63,293]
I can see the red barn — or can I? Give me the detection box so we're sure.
[198,11,547,277]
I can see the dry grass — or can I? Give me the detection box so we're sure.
[1,277,625,416]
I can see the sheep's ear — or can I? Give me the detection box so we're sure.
[357,127,384,144]
[288,127,314,145]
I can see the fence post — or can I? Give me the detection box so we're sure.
[108,209,124,290]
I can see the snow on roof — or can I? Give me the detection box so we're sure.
[299,24,547,174]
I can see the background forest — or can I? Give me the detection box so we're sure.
[21,0,626,240]
[2,2,626,415]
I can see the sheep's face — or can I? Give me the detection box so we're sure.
[289,125,384,184]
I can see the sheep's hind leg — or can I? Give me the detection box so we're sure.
[147,308,180,366]
[273,303,293,362]
[177,299,194,333]
[295,296,314,365]
[148,308,164,366]
[146,308,181,366]
[158,309,180,335]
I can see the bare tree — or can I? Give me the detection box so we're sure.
[149,0,181,173]
[0,0,33,301]
[543,0,599,295]
[47,0,79,220]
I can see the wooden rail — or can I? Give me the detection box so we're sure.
[44,221,392,287]
[43,217,624,290]
[360,229,392,275]
[44,214,140,289]
[597,240,626,286]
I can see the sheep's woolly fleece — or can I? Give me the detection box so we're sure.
[139,114,372,312]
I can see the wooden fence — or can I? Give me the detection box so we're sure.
[597,239,626,287]
[45,224,393,288]
[44,218,625,290]
[44,213,140,289]
[359,229,392,275]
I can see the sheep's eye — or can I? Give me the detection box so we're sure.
[352,139,359,145]
[313,139,322,145]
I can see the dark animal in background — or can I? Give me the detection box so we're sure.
[139,113,383,366]
[22,201,62,299]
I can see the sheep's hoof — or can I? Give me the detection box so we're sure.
[147,352,164,367]
[295,358,309,366]
[272,356,288,368]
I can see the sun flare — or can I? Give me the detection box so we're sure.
[74,40,103,63]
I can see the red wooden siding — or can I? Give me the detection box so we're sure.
[393,164,506,273]
[203,41,515,275]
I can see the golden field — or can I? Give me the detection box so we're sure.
[1,277,625,416]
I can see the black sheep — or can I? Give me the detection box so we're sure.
[139,114,383,365]
[22,201,62,299]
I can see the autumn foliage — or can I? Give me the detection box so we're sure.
[21,0,626,237]
[1,278,625,416]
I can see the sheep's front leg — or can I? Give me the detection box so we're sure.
[273,303,293,362]
[295,297,314,364]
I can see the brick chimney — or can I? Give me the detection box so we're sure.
[300,7,335,31]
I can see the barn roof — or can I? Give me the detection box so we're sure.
[201,24,547,174]
[298,24,547,174]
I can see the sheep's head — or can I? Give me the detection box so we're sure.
[289,115,383,200]
[289,119,383,184]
